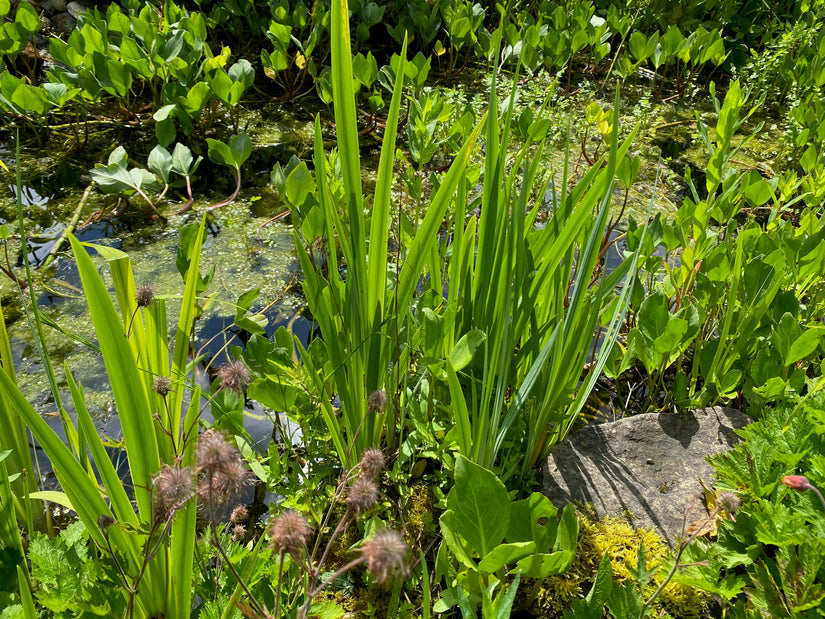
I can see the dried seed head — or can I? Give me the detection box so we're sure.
[153,465,195,522]
[136,283,156,308]
[367,389,388,413]
[783,475,814,492]
[197,429,237,474]
[230,505,249,524]
[346,478,379,516]
[360,529,408,584]
[359,448,385,481]
[197,430,252,510]
[232,524,247,543]
[717,492,742,514]
[216,359,250,394]
[198,458,252,506]
[98,514,115,531]
[268,510,313,557]
[152,375,172,397]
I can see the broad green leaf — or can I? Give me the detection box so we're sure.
[445,456,510,557]
[477,541,536,573]
[516,550,573,578]
[229,132,252,166]
[207,138,234,168]
[284,161,315,207]
[147,145,172,183]
[440,509,481,569]
[507,492,559,551]
[153,104,177,121]
[208,69,233,104]
[14,0,39,33]
[637,290,670,343]
[171,142,197,176]
[448,329,486,372]
[554,503,579,554]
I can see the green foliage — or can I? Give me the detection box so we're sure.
[7,0,825,617]
[674,393,825,616]
[535,511,708,618]
[436,456,578,614]
[28,522,126,616]
[0,222,210,617]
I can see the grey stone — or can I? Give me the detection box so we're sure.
[542,407,752,545]
[66,0,86,17]
[41,0,67,14]
[50,12,75,36]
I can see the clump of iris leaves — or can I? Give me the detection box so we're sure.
[1,0,825,617]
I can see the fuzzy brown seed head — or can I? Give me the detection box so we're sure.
[217,359,250,394]
[359,448,385,481]
[268,510,313,557]
[153,465,195,522]
[232,524,247,543]
[196,430,252,509]
[136,283,156,308]
[367,389,388,413]
[231,505,249,524]
[98,514,115,531]
[197,429,237,474]
[198,458,252,507]
[360,529,408,584]
[717,492,742,514]
[346,478,379,516]
[152,375,172,397]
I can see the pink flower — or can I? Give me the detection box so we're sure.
[783,475,814,491]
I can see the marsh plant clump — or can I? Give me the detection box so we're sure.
[1,0,825,616]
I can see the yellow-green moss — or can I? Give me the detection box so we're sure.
[529,508,709,618]
[404,481,435,545]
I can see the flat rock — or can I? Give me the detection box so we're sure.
[542,407,752,544]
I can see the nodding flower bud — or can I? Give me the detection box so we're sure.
[346,478,379,516]
[152,375,172,397]
[268,510,313,557]
[783,475,814,491]
[716,492,742,514]
[136,283,156,308]
[360,529,409,584]
[359,448,386,481]
[153,465,195,522]
[367,389,388,413]
[217,359,251,394]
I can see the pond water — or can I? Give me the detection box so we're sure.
[0,105,322,448]
[0,77,787,452]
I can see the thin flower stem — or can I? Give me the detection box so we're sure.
[314,511,351,579]
[207,479,267,618]
[639,507,721,619]
[298,557,365,619]
[273,553,285,619]
[811,485,825,512]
